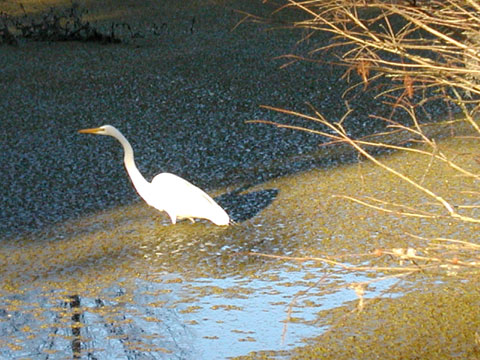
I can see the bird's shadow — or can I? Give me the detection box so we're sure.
[214,186,279,223]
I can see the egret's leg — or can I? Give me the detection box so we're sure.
[166,212,177,224]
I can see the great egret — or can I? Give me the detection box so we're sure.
[78,125,230,226]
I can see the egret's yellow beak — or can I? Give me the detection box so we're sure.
[78,127,102,134]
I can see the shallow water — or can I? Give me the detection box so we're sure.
[2,1,479,358]
[1,133,479,359]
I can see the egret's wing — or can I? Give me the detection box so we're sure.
[149,173,229,225]
[151,172,217,204]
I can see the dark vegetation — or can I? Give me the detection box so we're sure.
[0,2,164,45]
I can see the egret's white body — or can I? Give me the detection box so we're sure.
[79,125,230,226]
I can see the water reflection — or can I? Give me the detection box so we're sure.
[0,267,398,359]
[68,295,81,359]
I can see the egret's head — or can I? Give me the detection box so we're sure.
[78,125,116,136]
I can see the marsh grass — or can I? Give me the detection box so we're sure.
[249,0,480,272]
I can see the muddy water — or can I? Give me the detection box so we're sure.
[1,134,479,359]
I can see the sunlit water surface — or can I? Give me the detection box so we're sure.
[1,135,479,359]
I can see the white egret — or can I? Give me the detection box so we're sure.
[79,125,230,226]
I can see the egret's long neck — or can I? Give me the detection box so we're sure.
[113,131,150,194]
